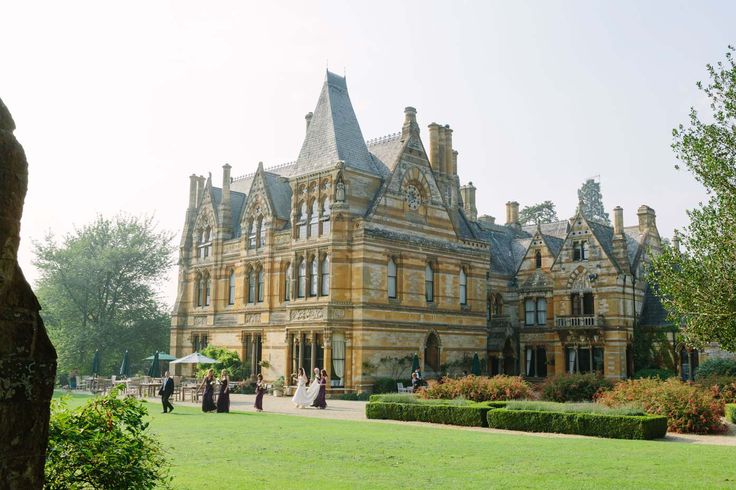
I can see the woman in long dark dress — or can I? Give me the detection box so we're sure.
[254,373,265,412]
[216,369,230,413]
[313,369,328,409]
[199,368,217,413]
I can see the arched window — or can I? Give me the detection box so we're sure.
[310,200,319,237]
[321,197,331,236]
[248,268,256,303]
[257,217,265,249]
[297,202,307,239]
[309,257,318,297]
[196,274,203,307]
[227,270,236,305]
[387,258,397,299]
[284,262,292,302]
[536,298,547,325]
[297,258,306,298]
[425,332,440,373]
[459,268,467,305]
[320,255,330,296]
[204,274,211,306]
[493,294,503,316]
[257,267,264,302]
[535,250,542,269]
[247,219,256,249]
[425,263,434,303]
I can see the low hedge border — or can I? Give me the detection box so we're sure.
[486,408,667,440]
[726,404,736,423]
[365,401,506,427]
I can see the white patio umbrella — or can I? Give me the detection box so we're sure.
[170,352,218,364]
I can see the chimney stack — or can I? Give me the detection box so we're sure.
[613,206,624,235]
[428,123,441,173]
[402,106,419,140]
[195,175,206,206]
[219,164,233,238]
[460,182,477,221]
[305,112,313,132]
[637,205,657,234]
[505,201,520,228]
[188,174,198,209]
[444,125,454,177]
[478,215,496,226]
[672,230,681,253]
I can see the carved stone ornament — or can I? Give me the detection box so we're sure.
[290,308,325,321]
[245,313,261,324]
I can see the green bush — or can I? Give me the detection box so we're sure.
[335,392,372,401]
[369,393,421,404]
[197,345,250,380]
[419,375,532,402]
[541,373,613,402]
[45,386,170,489]
[695,358,736,379]
[505,401,645,416]
[726,404,736,423]
[486,408,667,440]
[372,377,412,394]
[366,401,493,427]
[633,368,676,380]
[694,375,736,403]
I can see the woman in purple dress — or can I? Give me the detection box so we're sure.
[216,369,230,413]
[199,368,217,413]
[313,368,328,409]
[254,373,265,412]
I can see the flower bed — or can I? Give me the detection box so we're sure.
[540,374,613,402]
[726,404,736,423]
[486,408,667,440]
[418,375,532,402]
[365,399,507,427]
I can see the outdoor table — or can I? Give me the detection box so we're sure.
[139,382,161,398]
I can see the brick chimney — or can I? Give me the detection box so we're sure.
[637,205,656,234]
[401,106,419,140]
[612,206,630,272]
[460,182,477,221]
[218,163,232,238]
[505,201,520,228]
[428,123,442,174]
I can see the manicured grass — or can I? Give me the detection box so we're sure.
[55,393,736,489]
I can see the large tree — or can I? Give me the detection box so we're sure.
[650,47,736,351]
[34,215,175,375]
[519,200,558,225]
[577,178,610,224]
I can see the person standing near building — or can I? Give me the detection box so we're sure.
[216,369,230,413]
[199,369,217,412]
[313,369,328,409]
[159,371,175,413]
[254,373,265,412]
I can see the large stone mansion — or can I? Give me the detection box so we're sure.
[170,71,685,390]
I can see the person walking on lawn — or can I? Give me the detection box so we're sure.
[159,371,175,413]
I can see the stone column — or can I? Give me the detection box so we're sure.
[0,97,57,489]
[284,332,293,384]
[310,330,317,373]
[251,336,258,378]
[323,330,332,381]
[296,335,303,371]
[344,334,353,390]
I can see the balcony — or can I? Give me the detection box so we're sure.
[554,315,597,328]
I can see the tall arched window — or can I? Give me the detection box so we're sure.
[284,262,292,302]
[425,263,434,303]
[297,202,307,239]
[535,250,542,269]
[321,197,331,236]
[387,258,397,299]
[309,200,319,237]
[309,257,318,297]
[247,219,256,249]
[320,255,330,296]
[257,267,264,303]
[248,268,256,303]
[196,274,203,307]
[228,270,236,305]
[297,259,306,298]
[459,268,467,305]
[257,217,265,249]
[204,274,211,306]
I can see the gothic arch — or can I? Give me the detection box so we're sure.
[567,265,592,291]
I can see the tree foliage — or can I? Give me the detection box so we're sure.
[650,47,736,351]
[34,215,175,375]
[519,201,558,225]
[45,386,171,489]
[577,179,610,224]
[196,345,250,380]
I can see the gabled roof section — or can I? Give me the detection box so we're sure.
[295,71,380,176]
[263,172,292,222]
[367,132,403,172]
[640,285,672,327]
[211,187,246,237]
[587,220,619,270]
[474,222,529,276]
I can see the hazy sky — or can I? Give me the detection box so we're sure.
[2,1,733,304]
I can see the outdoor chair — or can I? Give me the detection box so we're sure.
[397,382,413,394]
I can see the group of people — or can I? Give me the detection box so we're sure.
[159,369,266,414]
[291,367,328,409]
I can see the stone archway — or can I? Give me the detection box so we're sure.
[424,331,441,374]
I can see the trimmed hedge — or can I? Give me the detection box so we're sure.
[366,401,506,427]
[486,408,668,440]
[726,404,736,423]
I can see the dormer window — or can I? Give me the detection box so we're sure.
[198,227,212,258]
[535,250,542,269]
[573,240,589,261]
[247,219,256,249]
[257,216,265,249]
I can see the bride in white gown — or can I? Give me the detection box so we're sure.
[291,368,320,408]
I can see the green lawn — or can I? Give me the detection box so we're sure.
[56,393,736,489]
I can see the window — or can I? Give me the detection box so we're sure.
[524,299,535,326]
[257,268,264,303]
[566,346,603,374]
[492,294,503,316]
[284,263,291,302]
[297,259,306,298]
[227,270,235,305]
[320,255,330,296]
[204,275,211,306]
[310,200,319,237]
[331,333,345,387]
[535,250,542,269]
[309,257,318,297]
[196,275,203,307]
[257,217,265,249]
[248,219,256,249]
[459,268,467,305]
[573,240,589,261]
[536,298,547,325]
[248,269,256,303]
[583,292,594,315]
[297,202,307,239]
[198,227,212,258]
[321,197,331,236]
[425,263,434,303]
[387,258,397,299]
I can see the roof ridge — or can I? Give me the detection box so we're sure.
[232,161,297,182]
[366,132,401,146]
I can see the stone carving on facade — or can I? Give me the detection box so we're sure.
[194,315,206,326]
[214,314,237,326]
[290,308,325,321]
[245,313,261,324]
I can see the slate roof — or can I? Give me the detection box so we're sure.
[474,223,525,276]
[294,71,381,176]
[624,226,646,268]
[211,188,246,237]
[640,285,672,327]
[263,172,293,223]
[587,220,619,269]
[521,220,569,239]
[367,132,403,172]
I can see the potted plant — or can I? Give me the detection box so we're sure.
[271,376,285,397]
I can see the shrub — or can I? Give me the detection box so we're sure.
[486,408,667,440]
[418,375,532,402]
[197,345,250,380]
[694,375,736,403]
[372,377,412,394]
[335,392,371,401]
[541,373,613,402]
[726,404,736,423]
[695,358,736,379]
[45,386,170,489]
[366,401,493,427]
[506,401,645,416]
[369,393,421,404]
[633,368,676,380]
[597,378,726,434]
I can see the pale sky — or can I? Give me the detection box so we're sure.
[2,0,733,305]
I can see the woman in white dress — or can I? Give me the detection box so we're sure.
[291,368,317,408]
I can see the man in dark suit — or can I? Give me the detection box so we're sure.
[159,371,175,413]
